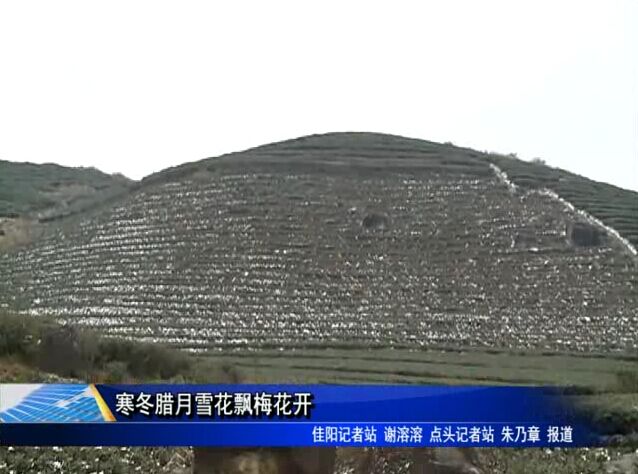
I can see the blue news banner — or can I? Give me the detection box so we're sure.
[0,384,600,447]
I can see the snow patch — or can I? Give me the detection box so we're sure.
[489,164,637,258]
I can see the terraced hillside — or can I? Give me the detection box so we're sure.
[0,133,636,356]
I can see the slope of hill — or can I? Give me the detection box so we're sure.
[144,133,638,255]
[0,160,133,250]
[0,132,636,357]
[486,154,638,252]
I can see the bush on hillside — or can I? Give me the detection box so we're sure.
[568,221,607,247]
[37,325,98,378]
[96,338,191,380]
[0,313,240,383]
[0,314,36,357]
[361,212,390,231]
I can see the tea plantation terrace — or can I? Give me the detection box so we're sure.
[0,133,636,355]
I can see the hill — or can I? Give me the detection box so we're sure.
[0,159,133,250]
[0,132,635,356]
[144,133,638,252]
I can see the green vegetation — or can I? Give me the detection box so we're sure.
[0,159,132,220]
[0,312,240,384]
[0,160,133,251]
[205,347,638,437]
[0,312,231,473]
[206,347,636,388]
[616,369,638,393]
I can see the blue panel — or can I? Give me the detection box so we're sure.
[0,384,604,447]
[0,384,102,423]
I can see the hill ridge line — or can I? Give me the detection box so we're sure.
[489,163,638,259]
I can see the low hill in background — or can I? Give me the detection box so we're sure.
[0,160,133,249]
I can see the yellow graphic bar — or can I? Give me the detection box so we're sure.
[90,384,115,422]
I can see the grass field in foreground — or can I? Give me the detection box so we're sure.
[201,346,638,436]
[202,346,637,389]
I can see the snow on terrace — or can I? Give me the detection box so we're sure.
[0,168,636,353]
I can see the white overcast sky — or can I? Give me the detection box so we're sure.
[0,1,636,191]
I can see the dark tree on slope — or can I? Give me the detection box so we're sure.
[568,222,606,248]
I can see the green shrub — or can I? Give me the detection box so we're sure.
[0,314,37,357]
[36,325,98,378]
[0,313,241,383]
[95,338,191,380]
[188,359,242,384]
[126,343,191,380]
[99,361,130,384]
